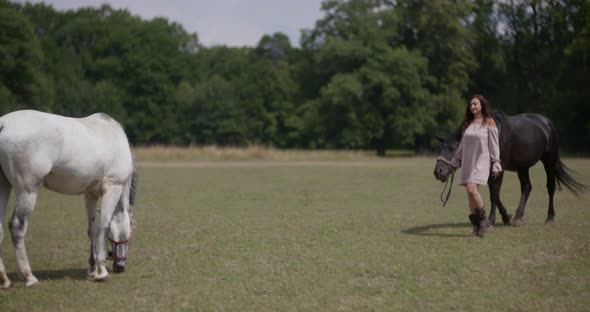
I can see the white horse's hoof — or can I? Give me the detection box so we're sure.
[88,267,98,280]
[1,281,11,290]
[91,265,110,282]
[94,275,110,283]
[25,277,40,287]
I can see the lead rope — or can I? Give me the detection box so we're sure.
[440,170,455,207]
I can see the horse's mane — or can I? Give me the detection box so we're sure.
[492,110,508,122]
[454,126,463,141]
[492,110,508,135]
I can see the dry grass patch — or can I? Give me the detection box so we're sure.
[132,145,414,162]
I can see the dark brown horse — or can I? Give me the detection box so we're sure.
[434,111,586,226]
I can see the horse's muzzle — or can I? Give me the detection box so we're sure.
[434,160,452,182]
[434,168,449,182]
[108,241,130,274]
[113,261,126,273]
[435,174,448,182]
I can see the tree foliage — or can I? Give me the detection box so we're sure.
[0,0,588,153]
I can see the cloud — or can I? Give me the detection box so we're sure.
[15,0,324,47]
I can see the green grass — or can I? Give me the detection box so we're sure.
[1,158,589,311]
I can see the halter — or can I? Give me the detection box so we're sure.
[107,225,132,261]
[436,156,455,207]
[436,156,453,166]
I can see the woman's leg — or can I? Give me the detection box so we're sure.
[465,183,489,236]
[465,183,484,213]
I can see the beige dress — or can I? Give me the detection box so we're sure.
[451,123,502,185]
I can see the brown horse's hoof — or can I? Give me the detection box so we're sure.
[512,217,525,226]
[488,218,496,226]
[545,218,555,225]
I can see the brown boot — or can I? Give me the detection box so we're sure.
[476,208,489,237]
[468,213,480,236]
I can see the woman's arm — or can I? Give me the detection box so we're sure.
[488,121,502,174]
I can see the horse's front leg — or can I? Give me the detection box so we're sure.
[90,185,122,282]
[9,191,40,287]
[488,172,511,226]
[513,169,532,226]
[487,178,498,226]
[85,194,99,276]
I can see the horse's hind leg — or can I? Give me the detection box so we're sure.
[542,160,557,224]
[84,194,99,275]
[9,191,40,287]
[0,179,12,289]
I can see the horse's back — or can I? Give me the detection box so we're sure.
[0,110,129,156]
[508,113,553,147]
[495,111,555,170]
[0,110,132,194]
[0,110,68,176]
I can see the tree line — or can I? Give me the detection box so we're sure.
[1,0,588,154]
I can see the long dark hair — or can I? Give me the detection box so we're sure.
[462,94,493,132]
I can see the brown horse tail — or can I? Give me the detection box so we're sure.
[555,159,587,196]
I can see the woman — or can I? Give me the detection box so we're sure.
[450,95,502,237]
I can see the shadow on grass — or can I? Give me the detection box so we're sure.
[402,222,471,237]
[8,268,87,282]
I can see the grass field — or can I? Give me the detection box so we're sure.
[0,154,589,311]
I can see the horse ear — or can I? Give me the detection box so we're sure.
[435,136,445,143]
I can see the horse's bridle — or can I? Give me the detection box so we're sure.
[436,156,453,166]
[436,156,455,207]
[107,225,132,261]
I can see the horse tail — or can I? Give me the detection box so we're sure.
[555,159,587,196]
[548,119,587,196]
[129,156,138,206]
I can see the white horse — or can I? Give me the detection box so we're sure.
[0,110,137,288]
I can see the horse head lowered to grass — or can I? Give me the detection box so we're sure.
[434,111,586,226]
[0,110,138,288]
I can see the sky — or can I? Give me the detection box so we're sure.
[15,0,325,47]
